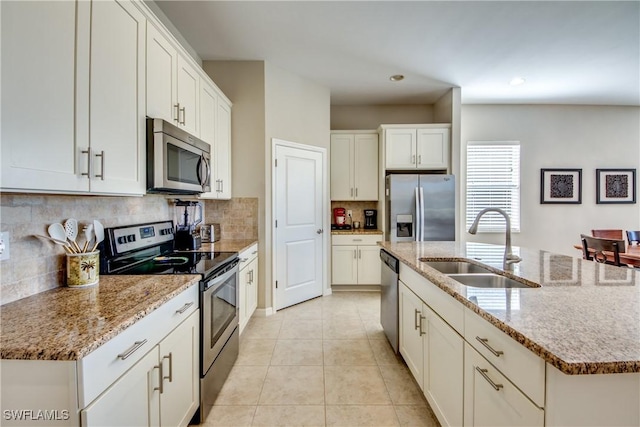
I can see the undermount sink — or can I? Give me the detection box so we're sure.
[448,273,539,289]
[420,259,494,275]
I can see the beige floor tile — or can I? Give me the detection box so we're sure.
[270,339,324,366]
[369,339,403,366]
[324,365,391,405]
[362,319,387,340]
[200,405,256,426]
[236,339,277,366]
[323,318,368,340]
[323,339,376,365]
[252,405,326,427]
[279,318,323,339]
[281,299,323,319]
[394,404,441,427]
[259,366,325,405]
[242,317,283,340]
[379,365,426,405]
[325,405,399,427]
[213,365,268,405]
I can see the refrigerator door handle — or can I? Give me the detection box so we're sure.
[414,187,421,241]
[419,186,425,241]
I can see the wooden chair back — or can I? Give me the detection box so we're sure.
[591,229,623,239]
[627,230,640,246]
[581,234,625,266]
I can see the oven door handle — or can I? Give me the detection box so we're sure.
[203,260,239,292]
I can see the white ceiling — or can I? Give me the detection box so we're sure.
[154,1,640,106]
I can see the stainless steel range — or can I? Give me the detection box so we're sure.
[101,220,239,424]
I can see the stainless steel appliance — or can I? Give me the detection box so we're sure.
[174,199,203,250]
[380,249,400,353]
[147,118,211,194]
[100,220,239,425]
[385,174,455,242]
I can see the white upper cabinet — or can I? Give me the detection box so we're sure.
[330,132,378,201]
[84,0,146,194]
[199,80,218,145]
[146,22,179,124]
[1,0,145,195]
[214,98,232,199]
[382,125,450,171]
[176,55,200,136]
[1,1,85,192]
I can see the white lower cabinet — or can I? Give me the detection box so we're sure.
[82,308,199,427]
[399,281,463,426]
[464,342,543,427]
[331,234,382,285]
[239,243,259,333]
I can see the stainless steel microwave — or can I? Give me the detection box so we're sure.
[146,118,211,194]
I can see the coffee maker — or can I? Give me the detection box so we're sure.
[174,199,203,250]
[364,209,377,229]
[333,207,347,226]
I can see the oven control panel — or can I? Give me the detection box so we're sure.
[110,220,174,254]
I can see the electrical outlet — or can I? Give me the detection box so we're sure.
[347,210,352,217]
[0,232,10,261]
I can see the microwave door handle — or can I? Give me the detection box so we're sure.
[202,156,211,191]
[196,155,208,192]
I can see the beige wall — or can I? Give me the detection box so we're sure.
[330,105,433,130]
[0,194,172,304]
[461,104,640,255]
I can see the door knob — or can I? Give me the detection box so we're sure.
[316,229,323,234]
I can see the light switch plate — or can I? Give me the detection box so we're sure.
[0,232,10,261]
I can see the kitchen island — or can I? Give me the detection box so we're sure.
[380,241,639,427]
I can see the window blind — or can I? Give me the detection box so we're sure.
[466,142,521,232]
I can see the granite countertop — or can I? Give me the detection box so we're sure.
[380,241,640,375]
[331,229,383,235]
[188,239,258,253]
[0,275,200,361]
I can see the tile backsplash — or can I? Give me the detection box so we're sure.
[0,195,260,304]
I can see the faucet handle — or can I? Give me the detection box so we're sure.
[505,254,522,264]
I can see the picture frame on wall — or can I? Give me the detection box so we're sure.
[596,169,636,204]
[540,169,582,204]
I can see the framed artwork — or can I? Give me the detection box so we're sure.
[540,169,582,204]
[596,169,636,204]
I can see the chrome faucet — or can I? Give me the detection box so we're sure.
[468,207,521,270]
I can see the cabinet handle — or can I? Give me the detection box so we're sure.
[163,352,173,383]
[250,269,254,284]
[418,155,422,164]
[355,188,358,197]
[174,103,180,123]
[352,239,362,242]
[412,154,416,164]
[251,250,258,255]
[476,367,504,391]
[475,336,504,357]
[358,249,361,259]
[154,363,164,394]
[240,258,249,263]
[246,270,251,283]
[117,339,147,360]
[414,309,421,330]
[350,188,353,197]
[94,150,105,180]
[81,149,91,179]
[353,249,357,259]
[179,106,186,125]
[175,301,194,315]
[419,315,426,336]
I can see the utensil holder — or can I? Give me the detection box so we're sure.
[66,251,100,287]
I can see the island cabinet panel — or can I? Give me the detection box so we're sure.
[545,363,640,427]
[464,307,545,407]
[464,343,544,427]
[399,281,425,388]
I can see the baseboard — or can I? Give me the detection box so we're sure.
[323,288,332,296]
[254,307,274,317]
[331,284,381,292]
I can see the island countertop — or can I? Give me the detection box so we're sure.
[380,241,640,375]
[0,275,201,361]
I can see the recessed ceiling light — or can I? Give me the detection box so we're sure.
[510,77,526,86]
[389,74,405,82]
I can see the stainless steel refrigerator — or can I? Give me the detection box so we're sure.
[385,174,455,242]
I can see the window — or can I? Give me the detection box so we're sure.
[466,141,520,232]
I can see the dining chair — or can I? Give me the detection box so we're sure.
[591,229,624,239]
[627,230,640,246]
[581,234,625,266]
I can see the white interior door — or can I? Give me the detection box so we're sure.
[274,142,325,310]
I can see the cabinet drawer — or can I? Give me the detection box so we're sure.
[464,307,545,407]
[400,263,464,334]
[464,343,544,427]
[332,234,381,246]
[239,243,258,268]
[78,284,198,407]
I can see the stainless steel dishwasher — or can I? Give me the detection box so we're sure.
[380,249,400,353]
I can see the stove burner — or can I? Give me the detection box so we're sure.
[153,256,190,265]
